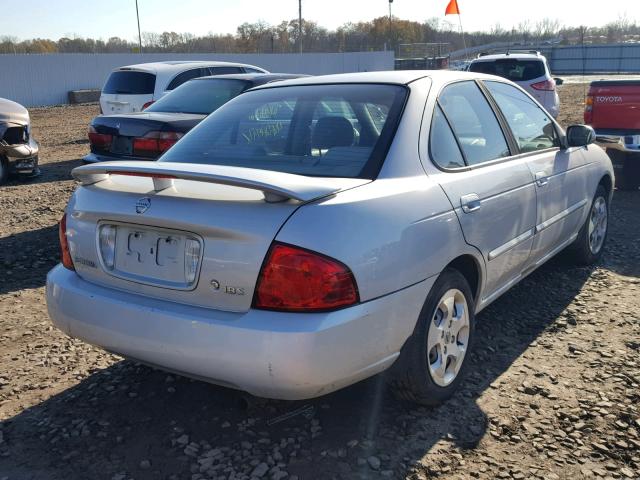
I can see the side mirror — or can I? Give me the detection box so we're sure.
[566,125,596,147]
[554,77,564,86]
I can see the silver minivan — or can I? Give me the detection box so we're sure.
[99,61,268,114]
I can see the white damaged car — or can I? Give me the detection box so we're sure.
[47,71,613,404]
[0,97,39,184]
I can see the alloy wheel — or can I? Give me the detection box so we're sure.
[588,196,608,255]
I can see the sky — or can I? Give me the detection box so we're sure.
[4,0,639,41]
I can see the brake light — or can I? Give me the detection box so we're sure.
[142,101,154,110]
[132,131,183,157]
[531,79,556,91]
[254,243,359,312]
[584,95,594,124]
[88,125,112,150]
[59,213,75,270]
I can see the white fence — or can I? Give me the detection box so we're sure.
[0,52,394,107]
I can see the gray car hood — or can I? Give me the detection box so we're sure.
[0,97,30,126]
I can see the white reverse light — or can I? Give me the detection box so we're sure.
[184,238,201,284]
[98,224,117,270]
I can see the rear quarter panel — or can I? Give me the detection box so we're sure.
[277,75,484,305]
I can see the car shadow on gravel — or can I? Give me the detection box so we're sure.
[0,225,59,295]
[12,158,84,186]
[0,256,596,480]
[604,190,640,278]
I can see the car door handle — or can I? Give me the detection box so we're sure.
[535,172,549,187]
[460,194,481,213]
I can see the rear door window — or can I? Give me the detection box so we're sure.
[469,59,545,82]
[484,81,559,153]
[438,81,510,165]
[103,71,156,94]
[429,105,465,169]
[166,68,207,91]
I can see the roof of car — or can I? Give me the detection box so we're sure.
[194,73,309,85]
[250,70,492,89]
[472,53,544,61]
[115,61,260,74]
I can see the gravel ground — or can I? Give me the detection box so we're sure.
[0,85,639,480]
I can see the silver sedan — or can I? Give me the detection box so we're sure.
[46,71,613,404]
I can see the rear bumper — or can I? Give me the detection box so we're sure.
[46,265,431,400]
[595,131,640,154]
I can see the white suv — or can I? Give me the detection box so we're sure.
[99,61,268,114]
[468,51,559,118]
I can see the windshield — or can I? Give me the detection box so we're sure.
[146,79,249,115]
[469,59,546,82]
[103,71,156,94]
[160,83,407,179]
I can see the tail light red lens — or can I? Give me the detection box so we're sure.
[531,79,556,91]
[584,95,594,124]
[88,125,112,150]
[132,131,183,157]
[59,213,75,270]
[142,101,155,110]
[254,243,359,312]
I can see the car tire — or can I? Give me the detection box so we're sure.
[617,153,640,191]
[567,185,609,265]
[0,156,8,185]
[389,268,476,406]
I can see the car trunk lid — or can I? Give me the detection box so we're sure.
[66,161,369,312]
[91,113,205,158]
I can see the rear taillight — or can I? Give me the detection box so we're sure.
[142,101,155,110]
[531,79,556,91]
[132,131,183,157]
[88,125,112,150]
[59,213,75,270]
[254,243,359,312]
[584,95,594,124]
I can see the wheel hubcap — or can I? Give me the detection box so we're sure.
[588,196,608,254]
[427,288,470,387]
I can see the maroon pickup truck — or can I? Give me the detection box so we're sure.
[585,80,640,190]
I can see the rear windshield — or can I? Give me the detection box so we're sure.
[469,59,546,81]
[160,84,407,179]
[103,71,156,95]
[145,79,248,115]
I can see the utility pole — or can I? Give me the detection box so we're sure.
[298,0,303,54]
[135,0,143,53]
[388,0,394,52]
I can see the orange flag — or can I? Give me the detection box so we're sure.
[445,0,460,15]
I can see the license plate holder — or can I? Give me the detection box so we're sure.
[99,222,202,290]
[111,136,132,155]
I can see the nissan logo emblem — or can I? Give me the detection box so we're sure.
[135,197,151,214]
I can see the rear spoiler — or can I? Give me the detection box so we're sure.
[71,161,368,203]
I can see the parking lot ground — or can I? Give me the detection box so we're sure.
[0,86,639,480]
